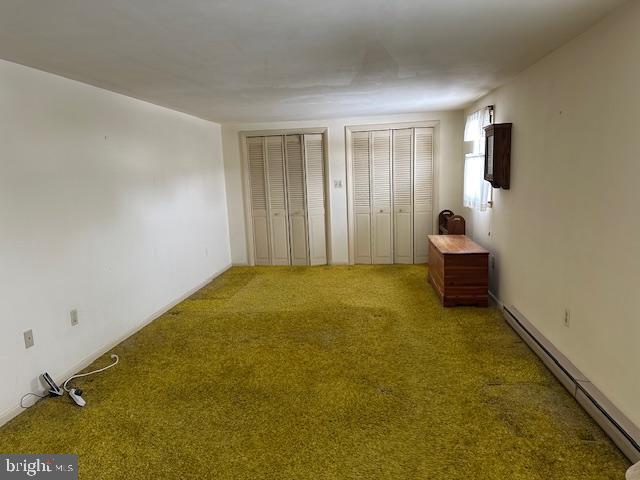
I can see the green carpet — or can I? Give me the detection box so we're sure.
[0,266,629,479]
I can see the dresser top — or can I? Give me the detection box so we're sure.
[427,235,489,255]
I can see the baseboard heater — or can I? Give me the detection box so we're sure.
[503,305,640,463]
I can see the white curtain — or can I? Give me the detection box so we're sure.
[463,107,492,211]
[463,154,491,211]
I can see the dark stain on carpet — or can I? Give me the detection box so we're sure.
[0,266,629,479]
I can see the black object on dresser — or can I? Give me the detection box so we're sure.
[438,210,466,235]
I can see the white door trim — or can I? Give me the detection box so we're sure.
[345,121,440,265]
[240,128,331,266]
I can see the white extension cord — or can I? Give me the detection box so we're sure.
[63,354,119,392]
[20,354,119,408]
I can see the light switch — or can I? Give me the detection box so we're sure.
[24,329,34,349]
[70,309,79,326]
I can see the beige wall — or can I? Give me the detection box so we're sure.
[0,59,231,421]
[222,112,464,265]
[465,0,640,427]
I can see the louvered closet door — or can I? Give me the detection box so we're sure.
[352,131,372,264]
[247,137,271,265]
[265,136,290,265]
[285,135,308,265]
[372,130,393,264]
[413,127,434,263]
[393,129,414,264]
[303,134,327,265]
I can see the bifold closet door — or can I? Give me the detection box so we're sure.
[285,135,308,265]
[393,129,413,264]
[352,131,372,264]
[265,136,290,265]
[247,137,271,265]
[372,130,393,264]
[413,127,434,263]
[304,134,327,265]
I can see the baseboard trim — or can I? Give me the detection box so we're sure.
[0,263,232,428]
[488,290,503,309]
[232,262,348,266]
[503,305,640,462]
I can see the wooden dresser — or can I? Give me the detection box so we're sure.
[427,235,489,307]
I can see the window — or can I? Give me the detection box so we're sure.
[463,107,492,211]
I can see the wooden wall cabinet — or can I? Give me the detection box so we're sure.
[484,123,511,189]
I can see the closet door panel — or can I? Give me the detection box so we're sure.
[414,214,430,263]
[285,135,308,265]
[266,135,290,265]
[414,128,434,263]
[271,214,290,261]
[394,210,412,261]
[247,137,271,265]
[304,133,327,265]
[393,129,413,264]
[374,213,392,260]
[355,213,371,261]
[308,214,327,265]
[352,131,372,264]
[290,215,308,260]
[253,217,270,262]
[371,130,392,264]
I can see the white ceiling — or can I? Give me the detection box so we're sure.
[0,0,625,123]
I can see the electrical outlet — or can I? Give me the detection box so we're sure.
[333,179,343,188]
[70,309,79,326]
[563,309,571,328]
[23,329,34,349]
